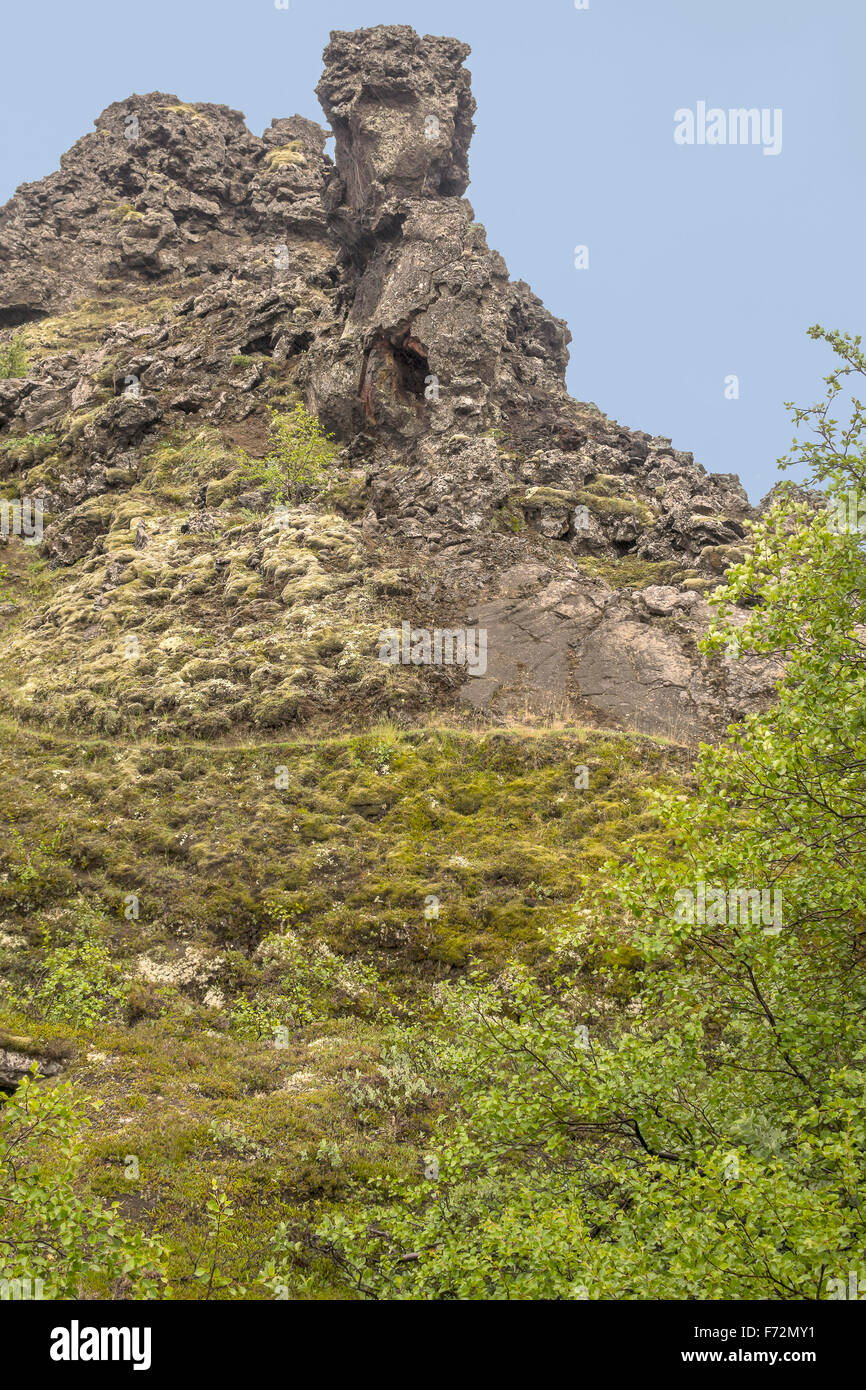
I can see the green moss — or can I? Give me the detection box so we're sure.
[263,143,306,169]
[17,296,173,362]
[576,556,683,589]
[0,720,683,961]
[158,103,207,121]
[494,505,526,534]
[108,202,145,222]
[0,432,58,468]
[205,469,251,508]
[522,486,579,509]
[574,489,655,525]
[699,543,746,572]
[514,483,654,528]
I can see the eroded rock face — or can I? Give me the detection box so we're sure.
[0,25,775,743]
[318,26,475,217]
[301,27,570,449]
[0,92,336,324]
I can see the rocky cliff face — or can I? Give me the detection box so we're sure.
[0,24,774,742]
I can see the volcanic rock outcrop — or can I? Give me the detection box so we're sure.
[0,25,775,742]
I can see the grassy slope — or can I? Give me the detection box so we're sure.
[0,711,688,1296]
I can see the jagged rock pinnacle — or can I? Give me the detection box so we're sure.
[317,25,476,219]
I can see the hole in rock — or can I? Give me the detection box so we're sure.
[0,305,47,329]
[391,335,430,400]
[240,333,276,356]
[286,329,314,355]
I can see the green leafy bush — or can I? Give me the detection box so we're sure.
[189,1182,244,1300]
[2,826,74,912]
[228,993,283,1042]
[0,339,28,379]
[0,1075,167,1298]
[230,923,383,1039]
[30,928,125,1025]
[240,405,336,503]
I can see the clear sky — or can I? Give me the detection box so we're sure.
[1,0,862,500]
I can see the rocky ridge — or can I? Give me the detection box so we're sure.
[0,24,776,742]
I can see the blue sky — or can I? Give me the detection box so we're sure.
[1,0,862,500]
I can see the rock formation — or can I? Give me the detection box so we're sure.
[0,24,776,743]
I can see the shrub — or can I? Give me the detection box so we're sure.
[30,928,125,1026]
[0,339,28,380]
[240,404,336,504]
[0,1075,167,1298]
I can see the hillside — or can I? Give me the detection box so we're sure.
[0,26,782,1300]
